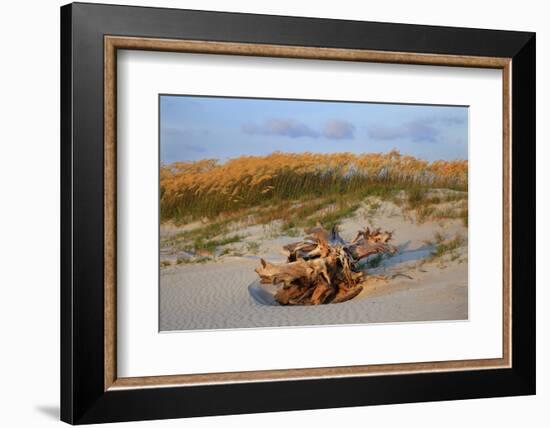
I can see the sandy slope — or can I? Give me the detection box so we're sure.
[159,196,468,331]
[160,258,467,331]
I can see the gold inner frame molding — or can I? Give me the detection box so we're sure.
[104,35,512,391]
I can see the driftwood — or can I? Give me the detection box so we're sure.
[255,224,396,305]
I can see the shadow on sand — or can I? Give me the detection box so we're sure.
[375,240,434,270]
[248,241,435,306]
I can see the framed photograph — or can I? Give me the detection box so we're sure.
[60,2,535,424]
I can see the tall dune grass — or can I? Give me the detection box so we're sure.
[161,150,467,222]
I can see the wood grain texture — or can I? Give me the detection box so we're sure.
[103,35,512,390]
[502,62,512,367]
[104,37,117,391]
[106,36,510,68]
[111,358,508,389]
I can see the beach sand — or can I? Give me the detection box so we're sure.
[160,258,467,331]
[159,195,468,331]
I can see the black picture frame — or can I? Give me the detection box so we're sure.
[61,2,535,424]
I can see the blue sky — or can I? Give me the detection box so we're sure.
[160,95,468,164]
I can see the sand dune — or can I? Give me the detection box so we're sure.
[160,196,468,331]
[160,258,467,331]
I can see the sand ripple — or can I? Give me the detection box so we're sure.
[160,259,467,331]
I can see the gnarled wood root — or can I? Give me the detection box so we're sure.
[254,224,396,305]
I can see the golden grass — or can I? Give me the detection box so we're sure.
[161,150,468,223]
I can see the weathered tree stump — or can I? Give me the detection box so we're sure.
[254,224,396,305]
